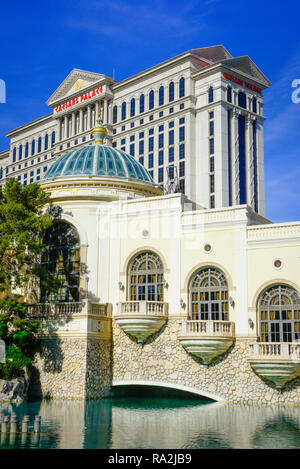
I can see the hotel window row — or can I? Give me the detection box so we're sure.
[226,85,258,113]
[12,132,55,162]
[113,78,185,123]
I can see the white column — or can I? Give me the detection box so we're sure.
[64,115,68,139]
[103,99,108,124]
[72,112,76,136]
[245,115,254,209]
[87,105,91,130]
[79,109,83,133]
[232,110,240,205]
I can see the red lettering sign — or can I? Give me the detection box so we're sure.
[55,86,103,112]
[223,73,261,94]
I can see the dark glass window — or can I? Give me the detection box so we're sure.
[210,121,214,137]
[13,147,16,162]
[179,161,185,177]
[113,105,118,123]
[179,77,185,98]
[38,136,42,153]
[19,145,23,161]
[168,147,174,162]
[227,86,232,103]
[51,131,55,147]
[25,142,29,158]
[169,130,174,145]
[158,167,164,183]
[121,102,126,120]
[179,127,185,142]
[41,222,80,303]
[158,133,164,149]
[253,97,257,113]
[149,90,154,110]
[238,91,247,109]
[44,134,49,150]
[210,157,214,173]
[130,98,135,117]
[139,94,145,114]
[179,143,185,159]
[139,156,144,165]
[158,150,164,166]
[148,137,154,152]
[179,178,185,194]
[130,143,134,156]
[169,82,174,102]
[148,153,154,169]
[210,174,215,193]
[238,115,246,204]
[208,86,214,103]
[209,138,214,155]
[159,86,164,106]
[139,140,144,155]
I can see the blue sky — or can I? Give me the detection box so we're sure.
[0,0,299,222]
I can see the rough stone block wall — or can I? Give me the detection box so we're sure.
[112,318,300,405]
[29,337,111,400]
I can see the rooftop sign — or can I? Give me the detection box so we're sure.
[223,72,262,94]
[54,86,103,113]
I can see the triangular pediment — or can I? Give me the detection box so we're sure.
[220,56,271,87]
[47,69,111,107]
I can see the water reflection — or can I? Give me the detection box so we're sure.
[1,397,300,449]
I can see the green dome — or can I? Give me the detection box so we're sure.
[43,145,154,184]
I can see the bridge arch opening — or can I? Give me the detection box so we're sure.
[112,381,222,402]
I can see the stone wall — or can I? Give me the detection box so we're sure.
[112,318,300,405]
[29,337,111,400]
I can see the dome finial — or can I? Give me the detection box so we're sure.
[91,101,108,144]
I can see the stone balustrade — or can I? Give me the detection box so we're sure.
[117,301,168,316]
[250,342,300,360]
[180,320,235,338]
[26,301,111,318]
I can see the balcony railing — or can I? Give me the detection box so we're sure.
[180,320,235,338]
[117,301,168,316]
[26,301,111,318]
[250,342,300,360]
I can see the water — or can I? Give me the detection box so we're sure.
[1,395,300,449]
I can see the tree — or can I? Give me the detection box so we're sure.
[0,178,55,379]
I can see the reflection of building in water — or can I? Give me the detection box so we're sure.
[110,401,300,449]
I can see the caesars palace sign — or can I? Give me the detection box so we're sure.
[55,86,103,113]
[223,73,262,94]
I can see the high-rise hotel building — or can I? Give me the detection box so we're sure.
[0,45,270,214]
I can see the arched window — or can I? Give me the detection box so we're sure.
[169,82,174,102]
[149,90,154,110]
[238,91,247,109]
[259,285,300,343]
[121,102,126,121]
[31,139,35,156]
[227,86,232,103]
[139,94,145,114]
[41,222,81,303]
[18,145,23,160]
[130,97,135,117]
[44,134,49,151]
[51,131,55,147]
[38,136,42,153]
[208,86,214,103]
[179,77,185,98]
[128,251,164,302]
[12,147,16,162]
[190,267,229,321]
[25,142,29,158]
[159,86,164,106]
[113,105,118,124]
